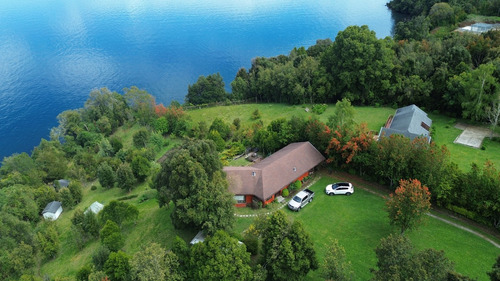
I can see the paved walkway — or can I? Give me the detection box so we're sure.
[454,123,495,148]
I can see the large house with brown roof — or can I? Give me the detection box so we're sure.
[224,142,325,207]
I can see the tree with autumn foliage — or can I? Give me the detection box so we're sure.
[386,179,431,234]
[326,122,373,169]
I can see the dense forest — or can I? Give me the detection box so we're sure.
[1,1,500,280]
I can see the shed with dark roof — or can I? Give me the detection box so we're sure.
[379,104,432,143]
[224,142,325,207]
[42,201,63,220]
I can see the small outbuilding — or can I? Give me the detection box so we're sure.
[190,231,206,245]
[42,201,63,220]
[85,201,104,215]
[54,179,70,191]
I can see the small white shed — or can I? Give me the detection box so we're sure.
[85,201,104,215]
[42,201,63,220]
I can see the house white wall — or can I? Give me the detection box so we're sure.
[43,206,63,220]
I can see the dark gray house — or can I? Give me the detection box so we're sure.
[379,104,432,143]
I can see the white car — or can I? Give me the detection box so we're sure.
[325,182,354,196]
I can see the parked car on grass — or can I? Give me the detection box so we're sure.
[288,189,315,211]
[325,182,354,196]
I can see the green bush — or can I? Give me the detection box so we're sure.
[282,188,289,197]
[251,109,261,120]
[448,205,476,221]
[91,185,97,191]
[312,104,328,115]
[117,194,138,201]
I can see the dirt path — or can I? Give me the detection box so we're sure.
[327,170,500,249]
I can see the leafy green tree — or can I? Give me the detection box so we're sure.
[208,130,226,152]
[88,271,108,281]
[387,179,431,234]
[34,221,60,260]
[83,88,128,132]
[186,73,227,105]
[209,118,231,140]
[154,140,234,235]
[99,201,139,227]
[83,211,100,238]
[267,118,293,147]
[3,242,36,280]
[189,230,252,281]
[489,255,500,281]
[59,188,74,208]
[98,162,116,189]
[154,116,169,135]
[321,239,353,281]
[124,86,155,125]
[394,15,430,41]
[109,137,124,155]
[372,234,455,281]
[100,220,124,252]
[104,250,131,281]
[76,265,92,281]
[261,210,318,281]
[429,2,455,27]
[96,116,113,136]
[116,163,136,191]
[92,246,110,271]
[0,184,39,223]
[131,155,150,182]
[448,63,499,121]
[133,129,151,148]
[327,98,356,130]
[371,234,414,281]
[32,139,68,182]
[0,152,36,176]
[68,181,83,205]
[321,25,394,104]
[56,110,83,138]
[130,243,184,281]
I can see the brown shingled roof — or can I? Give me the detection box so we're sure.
[224,142,325,201]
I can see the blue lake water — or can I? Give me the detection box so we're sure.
[0,0,395,161]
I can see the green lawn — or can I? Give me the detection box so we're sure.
[186,103,394,132]
[430,113,500,171]
[235,174,500,280]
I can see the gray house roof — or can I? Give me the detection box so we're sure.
[224,142,325,201]
[42,201,62,214]
[54,179,70,188]
[379,104,432,142]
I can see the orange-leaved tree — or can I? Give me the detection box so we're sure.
[386,179,431,235]
[326,122,373,168]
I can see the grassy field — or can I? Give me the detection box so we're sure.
[188,103,500,171]
[186,103,394,132]
[234,174,500,280]
[429,113,500,171]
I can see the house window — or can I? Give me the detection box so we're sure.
[293,167,297,172]
[252,171,256,176]
[421,122,430,131]
[234,195,245,203]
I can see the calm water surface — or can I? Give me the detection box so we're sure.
[0,0,395,161]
